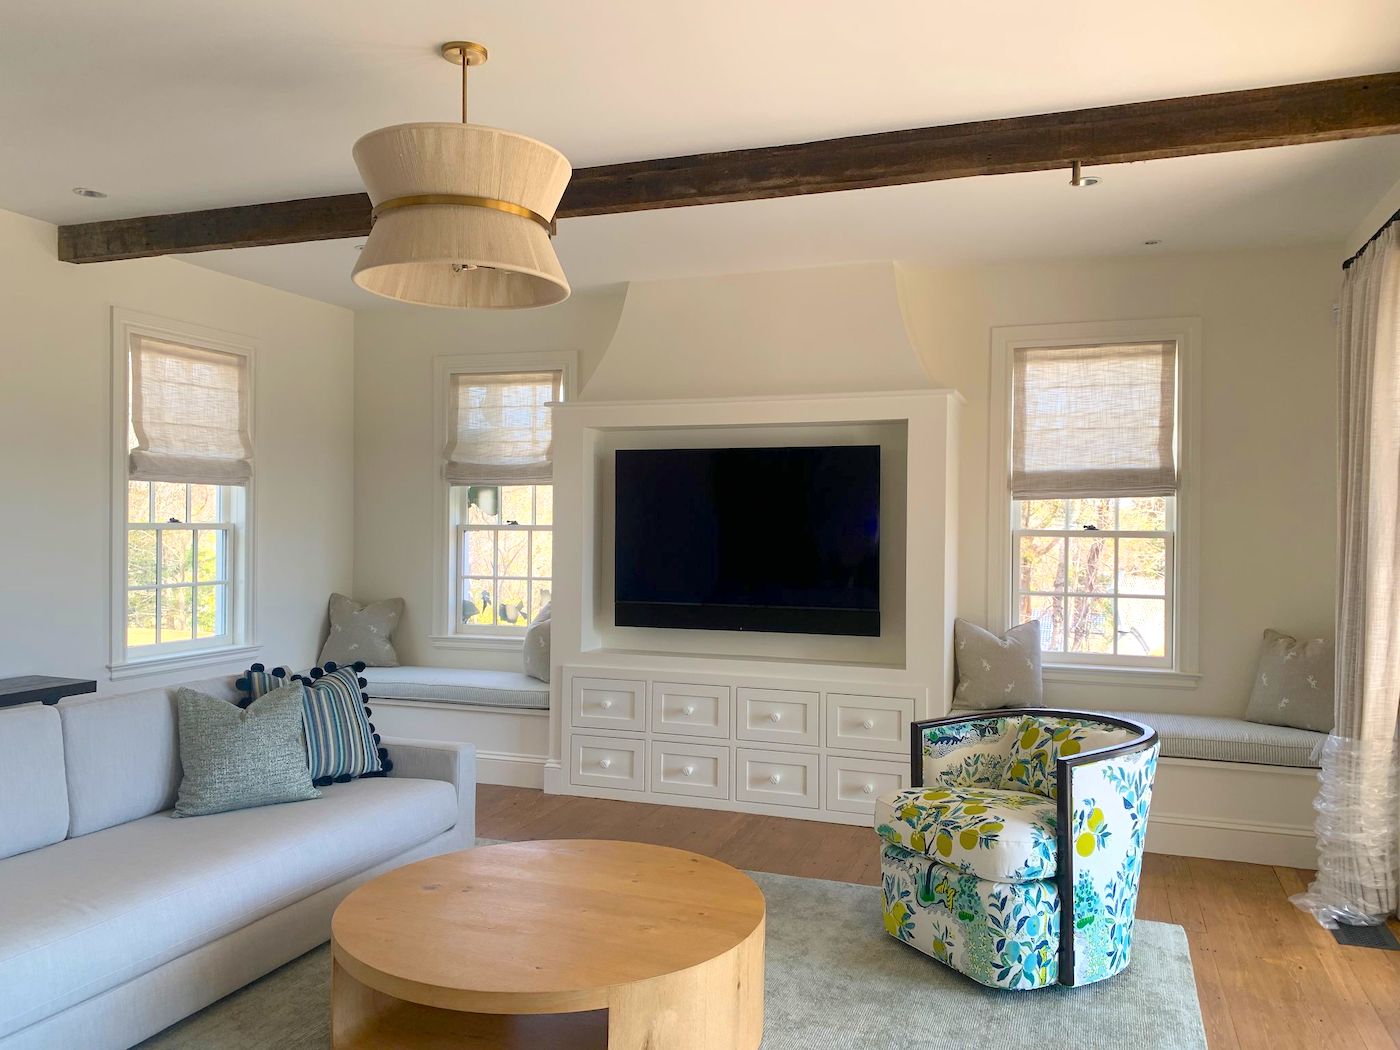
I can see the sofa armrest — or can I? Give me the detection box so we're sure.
[382,737,477,847]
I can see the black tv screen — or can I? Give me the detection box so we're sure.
[614,445,880,636]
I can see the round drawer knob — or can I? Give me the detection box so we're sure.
[862,783,876,795]
[769,712,783,724]
[861,718,875,730]
[768,773,782,785]
[599,758,612,770]
[681,765,695,777]
[682,704,696,716]
[600,699,614,710]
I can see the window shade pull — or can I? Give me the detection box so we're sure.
[1082,524,1098,531]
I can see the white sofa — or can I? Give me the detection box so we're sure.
[0,674,476,1050]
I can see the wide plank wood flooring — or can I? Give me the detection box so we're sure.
[478,783,1400,1050]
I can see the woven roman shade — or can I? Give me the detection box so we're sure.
[1012,341,1177,499]
[444,371,562,484]
[128,335,252,486]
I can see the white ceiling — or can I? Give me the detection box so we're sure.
[3,0,1399,305]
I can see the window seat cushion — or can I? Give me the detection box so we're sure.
[949,707,1324,768]
[360,667,549,711]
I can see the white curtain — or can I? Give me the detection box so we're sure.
[444,371,561,484]
[1295,222,1400,927]
[128,334,252,485]
[1012,341,1177,499]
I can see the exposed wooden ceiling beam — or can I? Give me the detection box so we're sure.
[57,71,1400,264]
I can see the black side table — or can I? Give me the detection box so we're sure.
[0,676,97,709]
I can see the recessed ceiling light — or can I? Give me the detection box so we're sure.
[71,187,107,198]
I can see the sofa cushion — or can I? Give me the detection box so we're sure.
[361,666,550,710]
[0,705,69,860]
[58,676,245,837]
[0,776,456,1039]
[875,785,1058,883]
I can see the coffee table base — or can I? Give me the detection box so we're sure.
[331,918,764,1050]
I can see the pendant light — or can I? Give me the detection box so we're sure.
[352,41,572,309]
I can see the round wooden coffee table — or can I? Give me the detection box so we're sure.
[330,839,765,1050]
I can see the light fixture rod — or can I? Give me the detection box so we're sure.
[461,56,468,124]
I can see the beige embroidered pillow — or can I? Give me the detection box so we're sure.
[1244,629,1334,733]
[953,619,1044,710]
[318,593,404,668]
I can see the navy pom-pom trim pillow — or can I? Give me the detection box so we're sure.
[236,663,291,709]
[290,661,392,784]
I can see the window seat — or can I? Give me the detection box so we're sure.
[361,667,549,711]
[951,707,1324,769]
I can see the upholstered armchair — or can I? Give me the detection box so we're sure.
[874,709,1159,989]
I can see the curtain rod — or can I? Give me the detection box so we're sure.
[1343,205,1400,271]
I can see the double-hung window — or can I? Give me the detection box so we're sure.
[1001,332,1193,672]
[443,368,563,639]
[113,313,254,670]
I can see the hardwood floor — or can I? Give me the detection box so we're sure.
[477,784,1400,1050]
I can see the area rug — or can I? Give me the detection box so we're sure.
[139,864,1207,1049]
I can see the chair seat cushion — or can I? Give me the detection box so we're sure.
[875,785,1058,883]
[0,777,456,1039]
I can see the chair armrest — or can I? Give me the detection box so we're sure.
[911,712,1023,787]
[1056,737,1160,986]
[382,737,477,847]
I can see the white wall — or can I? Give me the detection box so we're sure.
[0,208,355,691]
[898,246,1340,716]
[353,247,1340,720]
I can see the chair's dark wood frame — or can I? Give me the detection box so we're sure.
[906,708,1158,986]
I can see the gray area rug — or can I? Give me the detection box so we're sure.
[140,866,1206,1050]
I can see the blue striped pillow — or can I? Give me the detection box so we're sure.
[238,661,393,785]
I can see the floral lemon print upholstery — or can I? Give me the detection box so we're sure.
[875,709,1158,990]
[875,785,1057,882]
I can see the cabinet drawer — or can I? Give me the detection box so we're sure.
[736,687,819,746]
[571,677,646,732]
[825,693,914,754]
[570,734,646,791]
[651,682,731,739]
[825,755,910,815]
[735,748,819,809]
[651,740,730,800]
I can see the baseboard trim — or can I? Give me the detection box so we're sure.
[477,749,548,789]
[1146,812,1318,867]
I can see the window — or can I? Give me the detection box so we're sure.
[111,311,254,671]
[991,321,1199,677]
[433,354,573,645]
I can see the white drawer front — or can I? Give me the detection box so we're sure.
[651,740,730,799]
[826,693,914,754]
[825,755,910,815]
[571,734,646,791]
[651,682,731,739]
[736,687,819,746]
[571,677,646,732]
[735,748,819,809]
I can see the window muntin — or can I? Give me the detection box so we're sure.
[454,483,553,633]
[125,481,235,652]
[1013,496,1173,666]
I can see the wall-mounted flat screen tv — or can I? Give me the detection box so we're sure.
[614,445,880,637]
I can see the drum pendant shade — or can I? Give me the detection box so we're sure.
[353,122,571,309]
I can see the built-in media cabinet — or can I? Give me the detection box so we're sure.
[559,666,926,825]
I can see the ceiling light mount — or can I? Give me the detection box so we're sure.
[351,39,572,309]
[1070,161,1101,188]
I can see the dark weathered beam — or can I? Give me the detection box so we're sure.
[58,71,1400,263]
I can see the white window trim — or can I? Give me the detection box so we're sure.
[109,308,259,678]
[985,317,1201,684]
[430,351,576,650]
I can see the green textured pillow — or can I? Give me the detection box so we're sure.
[173,683,320,817]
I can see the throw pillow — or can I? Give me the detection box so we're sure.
[953,618,1044,709]
[1000,714,1136,799]
[523,602,551,683]
[292,663,393,785]
[318,593,405,668]
[173,683,320,817]
[1244,629,1335,733]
